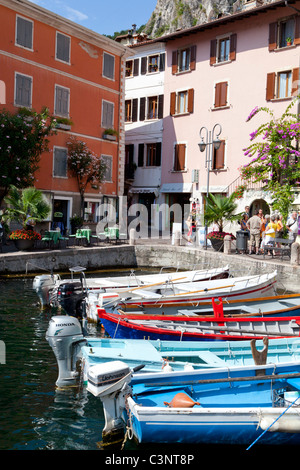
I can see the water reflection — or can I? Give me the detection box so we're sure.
[0,277,105,450]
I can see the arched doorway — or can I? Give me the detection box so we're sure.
[250,199,270,216]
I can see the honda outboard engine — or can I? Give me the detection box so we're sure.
[46,315,86,387]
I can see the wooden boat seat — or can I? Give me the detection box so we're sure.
[165,350,227,365]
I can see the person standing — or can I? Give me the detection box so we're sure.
[287,211,298,242]
[246,211,262,255]
[264,215,278,255]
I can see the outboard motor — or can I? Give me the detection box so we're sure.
[46,315,86,387]
[57,281,87,318]
[87,361,144,445]
[33,274,59,306]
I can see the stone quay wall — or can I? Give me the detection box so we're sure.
[0,244,299,293]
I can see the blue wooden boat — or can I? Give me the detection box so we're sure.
[46,315,300,388]
[87,360,300,446]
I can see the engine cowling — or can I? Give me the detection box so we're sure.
[46,315,86,387]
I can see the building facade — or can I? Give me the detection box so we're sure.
[117,28,165,232]
[159,0,300,229]
[0,0,130,233]
[120,0,300,235]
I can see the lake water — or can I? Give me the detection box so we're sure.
[0,273,202,456]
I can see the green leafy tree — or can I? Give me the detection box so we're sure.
[240,98,300,222]
[204,193,241,232]
[67,137,106,218]
[4,185,51,229]
[0,107,56,205]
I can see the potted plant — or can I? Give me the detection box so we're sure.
[54,117,73,130]
[70,214,83,234]
[4,186,50,250]
[103,128,119,141]
[9,229,41,250]
[204,193,241,251]
[286,37,292,46]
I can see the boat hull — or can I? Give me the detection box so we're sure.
[127,401,300,445]
[98,310,300,341]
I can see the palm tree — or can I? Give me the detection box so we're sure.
[4,186,51,229]
[204,193,241,232]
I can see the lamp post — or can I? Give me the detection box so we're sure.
[198,123,222,249]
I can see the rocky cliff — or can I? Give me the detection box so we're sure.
[143,0,237,37]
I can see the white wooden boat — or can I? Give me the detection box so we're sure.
[85,271,277,322]
[33,265,230,306]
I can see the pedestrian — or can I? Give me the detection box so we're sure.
[287,211,298,242]
[186,213,196,245]
[264,215,278,256]
[246,211,262,255]
[275,214,283,237]
[239,213,249,254]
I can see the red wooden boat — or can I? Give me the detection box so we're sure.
[98,298,300,342]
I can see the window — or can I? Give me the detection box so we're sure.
[125,144,135,179]
[125,98,138,123]
[103,52,115,80]
[15,73,32,107]
[53,147,68,177]
[172,46,196,74]
[147,96,158,119]
[170,89,194,115]
[126,60,134,77]
[178,47,191,72]
[278,71,292,98]
[138,143,144,167]
[146,143,161,166]
[55,85,69,117]
[126,58,139,77]
[102,100,114,128]
[140,95,164,121]
[210,34,237,65]
[141,53,165,74]
[266,68,299,100]
[125,100,132,122]
[173,143,186,171]
[16,15,33,50]
[56,32,70,63]
[101,155,113,182]
[148,54,159,73]
[212,141,226,170]
[214,82,228,108]
[218,37,230,62]
[269,17,300,50]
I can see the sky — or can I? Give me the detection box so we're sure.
[28,0,157,36]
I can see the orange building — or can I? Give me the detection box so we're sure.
[0,0,131,233]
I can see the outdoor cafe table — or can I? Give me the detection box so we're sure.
[47,230,63,244]
[105,227,119,241]
[76,228,92,244]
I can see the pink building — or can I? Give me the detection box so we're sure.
[158,0,300,228]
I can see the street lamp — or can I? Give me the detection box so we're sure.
[198,123,222,249]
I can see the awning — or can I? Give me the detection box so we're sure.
[160,183,193,193]
[129,187,159,197]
